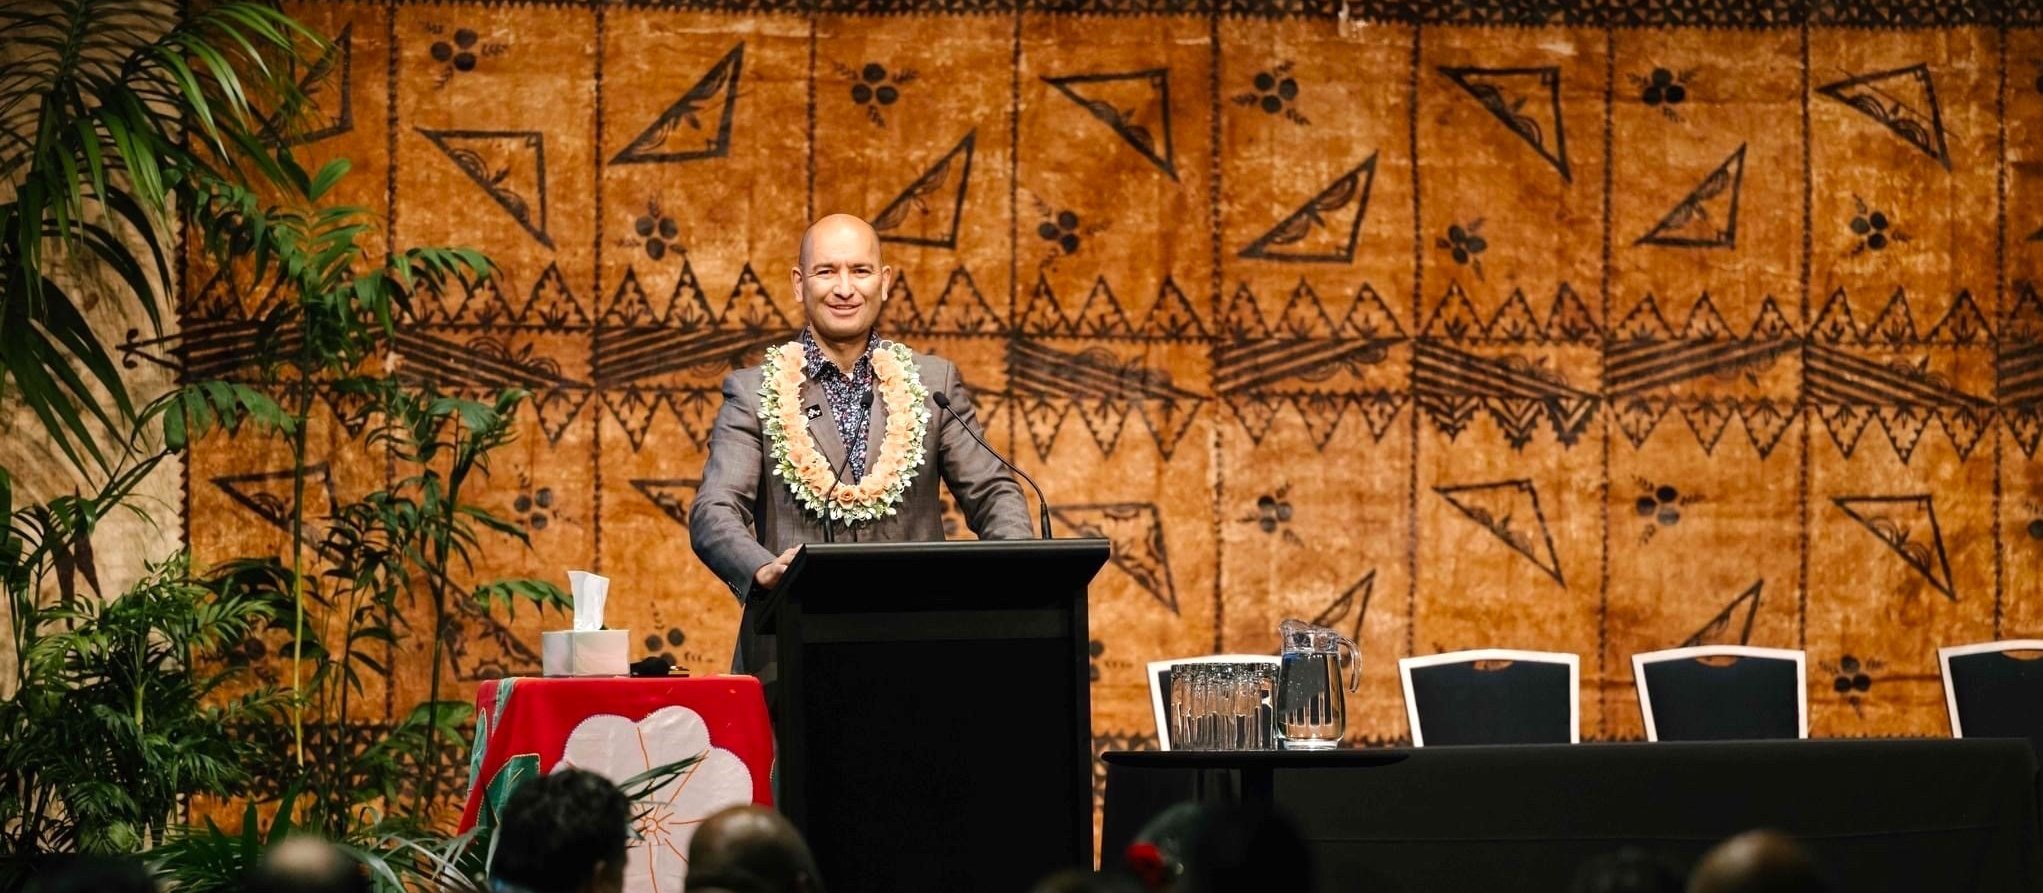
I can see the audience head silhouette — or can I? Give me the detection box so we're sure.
[490,768,632,893]
[25,855,156,893]
[1688,830,1832,893]
[683,805,824,893]
[242,836,370,893]
[1567,847,1683,893]
[1177,803,1313,893]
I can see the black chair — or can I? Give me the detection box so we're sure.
[1399,649,1578,746]
[1940,640,2043,744]
[1632,645,1806,741]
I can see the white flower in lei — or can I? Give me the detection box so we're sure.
[758,339,930,524]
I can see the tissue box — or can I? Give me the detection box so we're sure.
[541,629,630,677]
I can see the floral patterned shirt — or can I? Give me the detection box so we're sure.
[801,328,879,480]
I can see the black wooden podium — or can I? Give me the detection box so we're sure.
[761,538,1110,892]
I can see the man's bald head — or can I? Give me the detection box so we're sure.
[685,805,823,893]
[1688,830,1830,893]
[798,214,883,270]
[790,214,891,355]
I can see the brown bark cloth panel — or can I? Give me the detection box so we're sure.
[167,0,2043,808]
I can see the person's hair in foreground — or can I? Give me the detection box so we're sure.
[683,804,824,893]
[490,768,632,893]
[1688,829,1833,893]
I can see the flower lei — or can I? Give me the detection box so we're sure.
[759,339,931,525]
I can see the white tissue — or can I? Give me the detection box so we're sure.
[569,570,609,632]
[540,571,626,677]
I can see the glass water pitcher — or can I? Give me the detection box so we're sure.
[1275,618,1360,749]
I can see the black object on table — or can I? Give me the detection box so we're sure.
[1102,740,2043,893]
[763,539,1111,893]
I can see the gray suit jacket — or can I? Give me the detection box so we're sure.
[689,349,1034,681]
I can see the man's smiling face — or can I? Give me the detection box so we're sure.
[791,215,891,348]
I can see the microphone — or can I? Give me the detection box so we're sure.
[930,390,1052,538]
[816,390,876,544]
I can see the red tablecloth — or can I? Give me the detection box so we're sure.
[458,676,774,834]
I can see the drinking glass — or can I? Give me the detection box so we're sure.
[1169,663,1214,750]
[1170,661,1278,750]
[1234,662,1277,749]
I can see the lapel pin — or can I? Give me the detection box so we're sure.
[804,404,824,420]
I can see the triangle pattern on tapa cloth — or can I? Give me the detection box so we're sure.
[1833,494,1956,600]
[631,478,703,528]
[1240,153,1379,263]
[1043,70,1178,180]
[1816,63,1951,170]
[261,23,354,146]
[610,43,744,165]
[872,131,977,250]
[1049,502,1180,614]
[1438,65,1571,182]
[1435,478,1566,586]
[213,462,340,555]
[417,128,554,248]
[1679,579,1764,647]
[1638,144,1746,248]
[1309,569,1376,643]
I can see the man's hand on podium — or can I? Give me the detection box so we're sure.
[752,545,801,590]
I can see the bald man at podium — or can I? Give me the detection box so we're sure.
[689,213,1033,685]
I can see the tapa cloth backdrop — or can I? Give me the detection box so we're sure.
[170,0,2043,807]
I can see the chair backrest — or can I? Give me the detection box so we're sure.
[1147,654,1281,751]
[1939,640,2043,740]
[1399,649,1580,746]
[1631,645,1807,742]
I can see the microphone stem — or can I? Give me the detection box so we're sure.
[935,399,1053,538]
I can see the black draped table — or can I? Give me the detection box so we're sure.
[1102,740,2043,893]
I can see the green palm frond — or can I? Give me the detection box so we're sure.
[0,548,282,865]
[0,0,318,474]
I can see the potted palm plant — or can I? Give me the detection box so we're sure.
[2,4,576,888]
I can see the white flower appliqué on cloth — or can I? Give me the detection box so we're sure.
[557,706,753,893]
